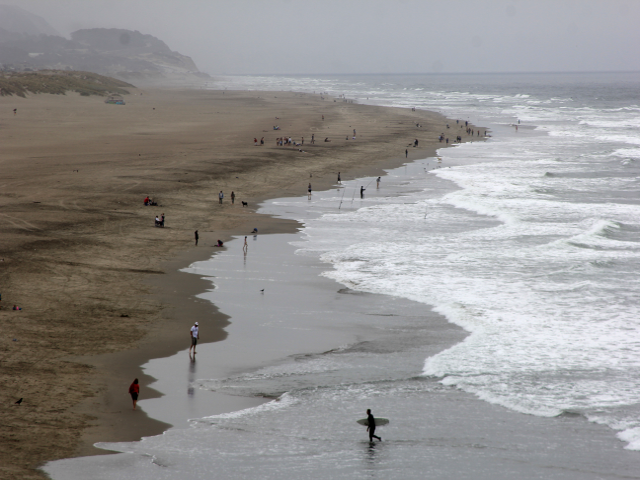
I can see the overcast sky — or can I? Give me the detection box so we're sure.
[6,0,640,75]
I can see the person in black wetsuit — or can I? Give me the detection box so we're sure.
[366,409,382,442]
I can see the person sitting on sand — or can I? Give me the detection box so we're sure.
[252,228,258,234]
[325,138,330,142]
[144,196,150,206]
[12,305,21,311]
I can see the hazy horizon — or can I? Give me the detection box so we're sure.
[4,0,640,76]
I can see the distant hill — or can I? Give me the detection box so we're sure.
[0,4,59,37]
[0,6,208,86]
[68,28,204,83]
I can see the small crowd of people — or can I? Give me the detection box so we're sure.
[276,137,303,146]
[143,196,158,206]
[155,214,165,227]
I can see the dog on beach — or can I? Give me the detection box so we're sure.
[241,201,248,207]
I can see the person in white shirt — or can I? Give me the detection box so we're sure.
[189,322,199,355]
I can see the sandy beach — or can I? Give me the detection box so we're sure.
[0,87,466,479]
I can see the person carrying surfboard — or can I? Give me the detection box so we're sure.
[366,409,382,442]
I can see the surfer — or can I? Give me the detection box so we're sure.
[366,409,382,442]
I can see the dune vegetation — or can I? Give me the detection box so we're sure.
[0,70,133,97]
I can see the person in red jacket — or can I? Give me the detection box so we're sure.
[129,378,140,410]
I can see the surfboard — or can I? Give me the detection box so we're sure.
[357,418,389,427]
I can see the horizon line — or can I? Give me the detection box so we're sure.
[207,70,640,77]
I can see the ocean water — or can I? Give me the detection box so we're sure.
[44,72,640,479]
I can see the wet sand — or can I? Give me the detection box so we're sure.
[0,87,466,478]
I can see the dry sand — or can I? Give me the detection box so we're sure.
[0,87,479,479]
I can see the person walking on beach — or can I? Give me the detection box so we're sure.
[219,191,224,204]
[129,379,139,410]
[405,149,408,158]
[189,322,199,355]
[311,134,315,144]
[243,236,248,252]
[366,409,382,442]
[308,183,312,199]
[231,191,235,205]
[194,230,199,246]
[337,172,341,184]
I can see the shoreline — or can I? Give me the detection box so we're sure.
[0,86,484,478]
[72,132,457,457]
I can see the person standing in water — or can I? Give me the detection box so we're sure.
[308,183,312,199]
[189,322,199,355]
[360,186,365,198]
[376,177,381,189]
[337,172,341,184]
[366,409,382,442]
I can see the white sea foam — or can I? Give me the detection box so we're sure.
[261,73,640,447]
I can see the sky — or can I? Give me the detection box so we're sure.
[5,0,640,75]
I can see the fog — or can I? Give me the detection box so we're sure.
[5,0,640,75]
